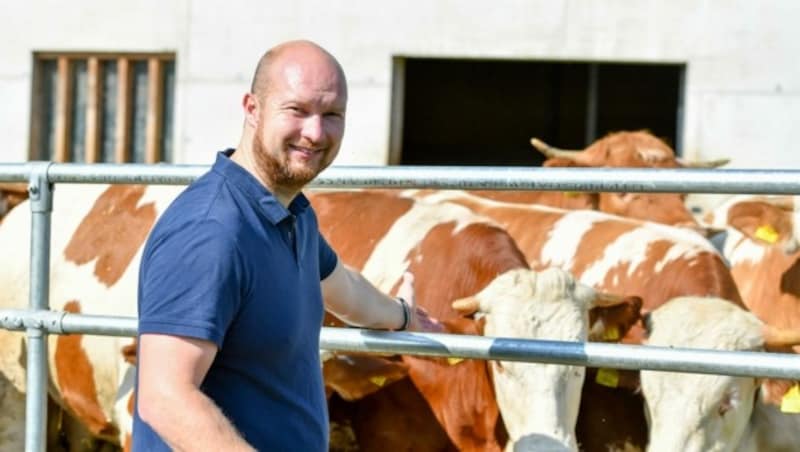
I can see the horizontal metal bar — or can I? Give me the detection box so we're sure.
[312,166,800,195]
[1,309,799,379]
[46,163,205,185]
[0,162,33,183]
[0,309,136,336]
[326,329,800,380]
[2,163,800,194]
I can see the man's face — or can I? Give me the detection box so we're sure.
[253,58,347,193]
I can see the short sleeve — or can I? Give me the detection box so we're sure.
[318,232,338,281]
[138,219,242,348]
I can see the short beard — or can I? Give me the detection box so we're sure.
[252,130,322,194]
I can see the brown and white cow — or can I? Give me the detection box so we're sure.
[449,267,638,452]
[411,190,743,317]
[0,184,420,451]
[641,296,800,452]
[703,195,800,324]
[405,189,745,452]
[310,190,642,452]
[701,195,800,451]
[428,131,713,231]
[0,184,180,450]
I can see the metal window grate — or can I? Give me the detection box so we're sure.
[29,52,176,163]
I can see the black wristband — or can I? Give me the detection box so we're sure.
[396,297,411,331]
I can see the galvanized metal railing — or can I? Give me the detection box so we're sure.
[2,161,800,452]
[1,309,799,381]
[3,162,800,193]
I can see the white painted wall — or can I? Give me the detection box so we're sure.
[1,0,798,168]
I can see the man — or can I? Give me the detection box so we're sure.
[133,40,440,451]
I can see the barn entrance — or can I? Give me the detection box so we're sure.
[390,58,685,166]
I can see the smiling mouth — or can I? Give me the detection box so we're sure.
[288,145,323,159]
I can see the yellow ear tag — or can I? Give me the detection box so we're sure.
[595,368,619,388]
[369,376,387,387]
[755,225,779,244]
[780,384,800,413]
[563,191,581,198]
[448,357,464,366]
[602,326,620,341]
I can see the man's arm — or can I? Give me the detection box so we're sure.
[321,259,441,331]
[136,334,256,452]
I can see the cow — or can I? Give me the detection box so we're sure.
[640,296,800,452]
[0,184,179,451]
[703,195,800,321]
[525,130,728,230]
[0,184,432,451]
[530,131,727,169]
[701,194,800,451]
[405,189,745,451]
[410,190,744,317]
[447,267,641,452]
[309,189,643,452]
[416,131,713,231]
[0,184,640,452]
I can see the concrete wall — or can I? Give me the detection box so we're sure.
[1,0,798,168]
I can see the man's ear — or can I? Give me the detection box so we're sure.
[243,93,259,128]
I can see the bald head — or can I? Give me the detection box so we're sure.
[250,40,347,101]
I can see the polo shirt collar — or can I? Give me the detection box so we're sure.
[212,149,310,225]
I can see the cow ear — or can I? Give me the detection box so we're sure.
[451,296,481,315]
[757,378,800,409]
[727,201,794,249]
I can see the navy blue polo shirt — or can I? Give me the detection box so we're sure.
[133,149,338,451]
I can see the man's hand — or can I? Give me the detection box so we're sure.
[396,271,444,333]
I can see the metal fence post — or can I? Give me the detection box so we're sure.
[24,162,53,452]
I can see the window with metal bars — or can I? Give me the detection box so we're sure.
[29,52,176,163]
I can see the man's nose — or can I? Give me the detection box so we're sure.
[301,115,324,143]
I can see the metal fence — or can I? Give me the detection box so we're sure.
[2,161,800,452]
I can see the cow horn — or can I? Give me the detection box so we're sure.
[763,324,800,348]
[677,158,731,168]
[592,291,627,308]
[451,296,480,314]
[530,138,581,160]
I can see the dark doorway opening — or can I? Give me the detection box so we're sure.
[392,58,684,166]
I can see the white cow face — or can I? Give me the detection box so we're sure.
[641,297,765,452]
[459,267,598,452]
[642,371,757,452]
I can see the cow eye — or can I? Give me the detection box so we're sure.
[718,392,736,416]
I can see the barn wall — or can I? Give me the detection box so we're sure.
[1,0,798,168]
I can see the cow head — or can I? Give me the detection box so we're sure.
[531,132,727,231]
[451,267,636,451]
[532,131,728,169]
[704,196,800,256]
[640,296,800,452]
